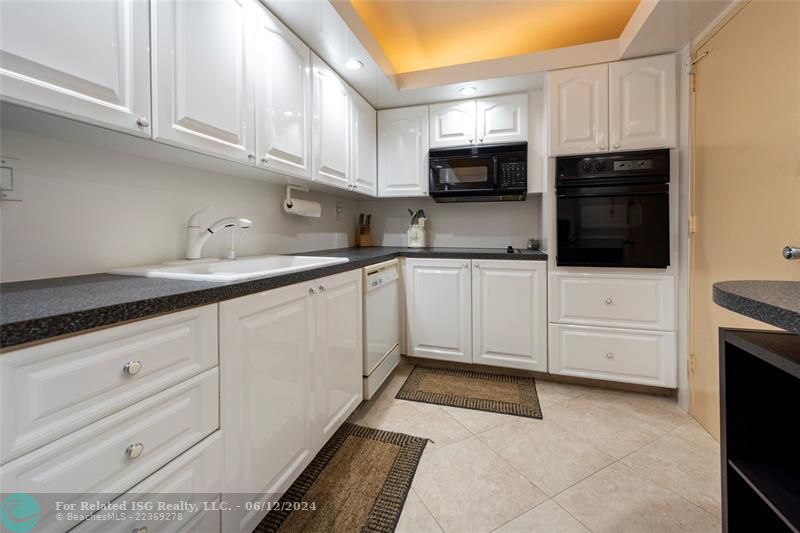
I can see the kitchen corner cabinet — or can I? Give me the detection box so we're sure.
[253,5,312,179]
[429,94,528,149]
[378,105,430,197]
[472,260,547,372]
[0,0,151,137]
[350,88,378,196]
[151,0,255,163]
[312,54,350,189]
[220,270,362,533]
[548,54,676,156]
[404,259,473,363]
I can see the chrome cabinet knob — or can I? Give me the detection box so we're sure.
[599,144,606,150]
[132,528,148,533]
[783,246,800,260]
[248,153,256,160]
[123,360,142,376]
[308,287,317,295]
[613,143,621,149]
[605,297,613,305]
[126,442,144,459]
[136,116,149,128]
[318,285,325,291]
[479,138,484,143]
[261,157,269,164]
[605,352,615,359]
[474,263,480,268]
[469,138,474,144]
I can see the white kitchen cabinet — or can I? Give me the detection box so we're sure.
[548,64,609,156]
[253,5,312,179]
[0,0,151,136]
[549,324,676,387]
[152,0,255,162]
[404,259,472,363]
[349,88,378,196]
[315,271,363,442]
[476,93,528,145]
[378,105,430,197]
[429,100,476,148]
[609,54,677,151]
[312,54,350,189]
[220,270,361,533]
[472,260,547,371]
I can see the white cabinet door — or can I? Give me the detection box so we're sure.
[476,94,528,145]
[378,106,430,197]
[548,64,608,156]
[0,0,151,136]
[429,100,476,148]
[315,271,363,442]
[472,260,547,372]
[312,54,350,189]
[220,283,315,533]
[253,5,312,178]
[405,259,472,363]
[350,88,377,196]
[609,54,677,151]
[152,0,255,162]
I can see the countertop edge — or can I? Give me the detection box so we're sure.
[1,248,547,349]
[713,282,800,336]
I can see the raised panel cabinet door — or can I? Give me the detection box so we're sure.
[476,93,528,145]
[405,259,472,363]
[548,64,608,156]
[350,88,377,196]
[219,284,314,533]
[152,0,255,162]
[377,105,430,197]
[472,260,547,371]
[254,5,312,178]
[429,100,476,148]
[0,0,151,136]
[316,270,363,442]
[312,55,349,189]
[609,54,677,151]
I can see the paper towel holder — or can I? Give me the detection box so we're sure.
[285,184,309,208]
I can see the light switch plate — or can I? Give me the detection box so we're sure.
[0,156,22,201]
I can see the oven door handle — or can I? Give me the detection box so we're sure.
[557,190,667,199]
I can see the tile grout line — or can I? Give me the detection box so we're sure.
[407,487,447,533]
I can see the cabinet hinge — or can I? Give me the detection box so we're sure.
[688,353,697,373]
[688,215,698,234]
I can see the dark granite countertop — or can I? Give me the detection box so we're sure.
[713,280,800,335]
[0,246,546,349]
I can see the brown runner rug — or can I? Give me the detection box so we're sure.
[396,366,543,419]
[255,423,428,533]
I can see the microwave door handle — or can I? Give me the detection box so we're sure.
[492,157,499,187]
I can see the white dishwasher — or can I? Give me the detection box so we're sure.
[362,259,401,399]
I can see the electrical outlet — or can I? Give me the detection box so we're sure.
[335,201,342,222]
[0,156,23,201]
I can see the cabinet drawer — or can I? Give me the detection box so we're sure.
[1,305,218,464]
[549,273,674,331]
[548,325,676,387]
[0,369,219,532]
[74,432,223,533]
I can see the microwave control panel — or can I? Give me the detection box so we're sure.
[500,162,526,187]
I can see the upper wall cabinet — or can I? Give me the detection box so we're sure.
[349,89,377,196]
[378,106,429,197]
[253,6,312,179]
[548,55,676,156]
[476,94,528,145]
[152,0,255,163]
[312,54,350,189]
[429,94,528,149]
[429,100,476,148]
[609,54,677,152]
[548,64,609,156]
[0,0,151,136]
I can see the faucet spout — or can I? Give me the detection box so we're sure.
[185,211,253,260]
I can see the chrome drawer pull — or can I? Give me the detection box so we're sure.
[123,360,143,376]
[605,298,614,305]
[126,442,144,459]
[606,352,615,359]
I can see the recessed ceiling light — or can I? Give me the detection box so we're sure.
[459,86,477,96]
[345,58,364,70]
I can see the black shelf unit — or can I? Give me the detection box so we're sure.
[720,329,800,533]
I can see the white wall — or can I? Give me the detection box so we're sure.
[0,129,358,282]
[357,197,541,249]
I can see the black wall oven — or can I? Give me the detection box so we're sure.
[556,150,670,268]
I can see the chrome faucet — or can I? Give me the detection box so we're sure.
[185,207,253,260]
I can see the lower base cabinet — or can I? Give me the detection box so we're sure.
[220,270,362,533]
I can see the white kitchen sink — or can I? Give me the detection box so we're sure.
[110,255,348,282]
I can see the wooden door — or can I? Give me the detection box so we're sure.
[690,0,800,439]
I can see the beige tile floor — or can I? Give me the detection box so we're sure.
[348,362,722,533]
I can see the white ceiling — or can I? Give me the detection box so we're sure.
[262,0,730,109]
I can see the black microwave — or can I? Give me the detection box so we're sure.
[428,143,527,203]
